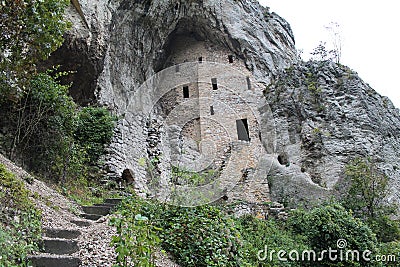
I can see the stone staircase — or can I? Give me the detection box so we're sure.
[28,198,123,267]
[80,198,122,221]
[28,228,81,267]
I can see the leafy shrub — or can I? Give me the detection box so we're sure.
[0,0,70,94]
[378,241,400,266]
[0,163,42,266]
[235,215,309,266]
[367,215,400,243]
[157,205,241,266]
[0,71,82,181]
[341,157,399,242]
[110,199,161,267]
[111,196,400,267]
[111,196,243,267]
[0,70,117,184]
[74,106,117,165]
[287,203,378,266]
[342,157,392,219]
[171,166,216,186]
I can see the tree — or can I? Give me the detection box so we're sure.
[325,22,343,64]
[342,157,400,242]
[0,0,69,98]
[310,22,343,63]
[310,42,330,61]
[343,157,392,219]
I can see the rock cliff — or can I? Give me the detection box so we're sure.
[50,0,400,207]
[266,61,400,206]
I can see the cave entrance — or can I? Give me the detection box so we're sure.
[121,169,135,184]
[236,119,250,141]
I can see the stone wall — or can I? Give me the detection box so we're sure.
[147,35,273,204]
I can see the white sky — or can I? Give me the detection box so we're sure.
[258,0,400,108]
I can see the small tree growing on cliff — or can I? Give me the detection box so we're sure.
[343,157,391,219]
[325,22,343,64]
[341,157,400,242]
[310,22,343,63]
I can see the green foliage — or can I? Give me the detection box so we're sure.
[343,157,392,219]
[287,203,378,266]
[110,196,400,267]
[157,205,241,266]
[0,71,117,184]
[74,107,117,165]
[0,163,42,266]
[171,166,216,186]
[305,72,322,99]
[236,215,308,266]
[0,71,81,180]
[111,196,242,267]
[110,200,161,267]
[0,0,70,97]
[378,241,400,266]
[367,215,400,243]
[341,157,399,242]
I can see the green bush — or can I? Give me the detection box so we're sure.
[74,106,117,165]
[378,241,400,266]
[111,197,400,267]
[0,163,42,266]
[235,215,309,266]
[341,157,399,242]
[171,166,216,186]
[342,157,392,219]
[0,71,117,184]
[367,216,400,243]
[287,203,379,266]
[110,200,161,267]
[157,205,241,266]
[111,196,243,267]
[0,0,70,103]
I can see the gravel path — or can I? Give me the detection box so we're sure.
[0,154,179,267]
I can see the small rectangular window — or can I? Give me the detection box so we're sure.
[236,118,250,141]
[228,55,234,63]
[246,76,251,90]
[175,65,180,72]
[211,78,218,90]
[198,57,203,63]
[183,86,189,98]
[210,106,215,115]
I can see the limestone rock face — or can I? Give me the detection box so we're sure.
[60,0,296,107]
[266,61,400,206]
[57,0,400,206]
[57,0,296,196]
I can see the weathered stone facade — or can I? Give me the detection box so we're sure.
[147,36,274,205]
[51,0,400,208]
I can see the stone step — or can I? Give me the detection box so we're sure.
[94,202,117,208]
[28,254,81,267]
[81,213,102,221]
[81,205,112,216]
[44,228,81,239]
[41,238,79,255]
[70,220,91,227]
[104,198,123,205]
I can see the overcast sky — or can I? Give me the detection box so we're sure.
[258,0,400,108]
